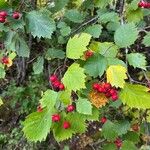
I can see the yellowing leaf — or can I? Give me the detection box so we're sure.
[106,65,127,88]
[62,63,86,91]
[0,98,3,106]
[6,58,13,67]
[66,33,91,59]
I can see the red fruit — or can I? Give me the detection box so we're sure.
[132,124,139,132]
[98,86,106,93]
[37,105,43,112]
[111,94,118,101]
[103,83,111,90]
[53,80,61,88]
[85,50,94,59]
[12,12,20,19]
[52,114,61,122]
[93,83,100,90]
[0,17,5,23]
[49,74,57,82]
[105,92,111,98]
[100,117,107,124]
[0,11,8,17]
[109,89,117,95]
[114,138,122,149]
[59,83,65,90]
[63,121,71,129]
[1,57,9,64]
[67,105,75,112]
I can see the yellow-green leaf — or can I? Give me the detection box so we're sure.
[106,65,127,88]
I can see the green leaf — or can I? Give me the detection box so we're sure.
[103,143,117,150]
[33,56,44,74]
[0,67,5,79]
[0,98,3,106]
[66,33,91,59]
[126,9,143,23]
[99,12,119,23]
[62,63,86,91]
[40,90,58,110]
[106,65,127,88]
[89,41,119,58]
[143,32,150,47]
[50,0,69,12]
[26,10,56,39]
[23,109,52,142]
[123,131,140,143]
[5,31,30,57]
[66,113,87,133]
[84,54,107,77]
[115,120,130,136]
[45,48,65,60]
[84,24,102,38]
[127,53,146,70]
[94,0,112,8]
[102,120,118,141]
[114,23,138,48]
[59,90,71,105]
[107,58,126,67]
[120,83,150,109]
[60,26,71,36]
[65,9,85,23]
[122,141,137,150]
[76,98,92,115]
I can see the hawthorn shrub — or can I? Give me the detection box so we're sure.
[0,0,150,149]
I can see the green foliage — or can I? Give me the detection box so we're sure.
[114,23,138,48]
[102,120,118,141]
[62,63,86,91]
[143,32,150,47]
[76,98,92,115]
[84,24,102,38]
[26,10,56,39]
[0,66,5,79]
[23,109,52,142]
[65,9,85,23]
[121,141,137,150]
[102,143,117,150]
[127,53,146,70]
[84,54,107,77]
[66,33,91,59]
[120,83,150,109]
[33,56,44,74]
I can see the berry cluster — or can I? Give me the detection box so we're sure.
[84,50,94,59]
[138,1,150,8]
[49,74,65,91]
[37,105,43,112]
[114,138,122,148]
[93,82,118,101]
[0,10,21,23]
[132,123,139,132]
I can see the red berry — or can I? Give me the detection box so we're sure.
[105,92,111,98]
[100,117,107,124]
[67,105,75,112]
[63,121,71,129]
[0,11,8,17]
[132,124,139,132]
[1,57,9,64]
[93,83,100,90]
[109,89,117,95]
[0,17,5,23]
[53,80,61,88]
[49,74,57,82]
[98,86,106,93]
[103,83,112,90]
[37,105,43,112]
[59,83,65,90]
[114,138,122,149]
[12,12,20,19]
[52,114,61,122]
[85,50,94,59]
[111,94,118,101]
